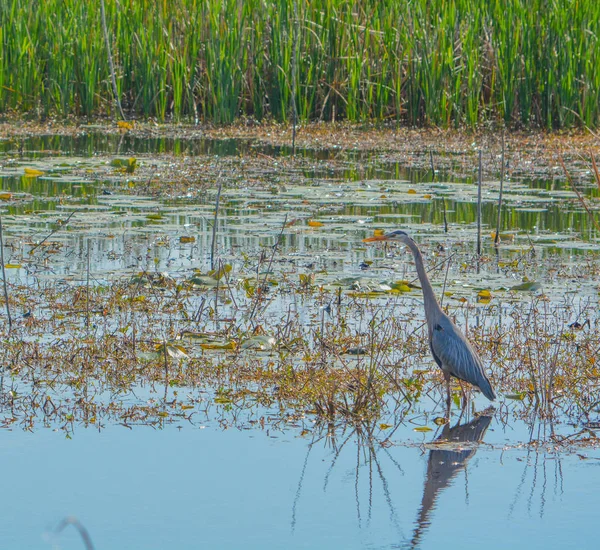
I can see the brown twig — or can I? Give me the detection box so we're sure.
[210,180,223,271]
[559,156,600,234]
[0,214,11,331]
[494,131,505,247]
[590,152,600,192]
[477,149,483,255]
[248,214,288,322]
[28,211,76,255]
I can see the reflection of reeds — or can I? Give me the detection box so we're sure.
[292,417,408,537]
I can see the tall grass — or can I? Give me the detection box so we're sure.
[1,0,599,128]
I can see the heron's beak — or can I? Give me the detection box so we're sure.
[363,234,389,243]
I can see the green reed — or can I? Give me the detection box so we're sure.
[1,0,599,128]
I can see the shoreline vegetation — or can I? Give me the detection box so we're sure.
[1,121,599,180]
[1,0,600,129]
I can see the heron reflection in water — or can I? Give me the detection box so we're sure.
[363,230,496,411]
[410,413,493,548]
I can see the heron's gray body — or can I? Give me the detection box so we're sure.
[367,230,496,401]
[428,310,496,400]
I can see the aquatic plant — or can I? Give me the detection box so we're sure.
[1,0,599,128]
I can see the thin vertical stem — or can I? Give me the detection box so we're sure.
[86,239,90,329]
[210,179,222,271]
[431,149,448,232]
[495,132,505,247]
[291,0,299,156]
[429,149,435,181]
[477,150,482,255]
[0,215,11,331]
[99,0,125,121]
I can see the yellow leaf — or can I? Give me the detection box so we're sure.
[0,192,12,200]
[181,405,195,410]
[505,392,527,400]
[307,220,323,227]
[413,426,433,432]
[374,229,385,236]
[299,273,315,286]
[200,341,237,350]
[180,236,196,244]
[379,423,393,430]
[214,396,233,404]
[208,263,232,280]
[423,194,432,199]
[24,168,44,177]
[4,263,22,269]
[117,120,134,130]
[407,189,417,194]
[125,157,137,174]
[477,289,492,303]
[433,417,449,426]
[390,282,411,292]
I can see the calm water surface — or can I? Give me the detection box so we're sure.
[2,418,598,549]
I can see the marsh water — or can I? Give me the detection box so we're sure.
[1,131,599,549]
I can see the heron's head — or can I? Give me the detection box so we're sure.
[363,229,412,244]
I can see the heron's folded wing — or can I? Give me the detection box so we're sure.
[430,323,483,384]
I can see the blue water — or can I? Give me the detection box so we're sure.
[2,418,598,549]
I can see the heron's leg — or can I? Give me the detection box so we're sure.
[444,371,451,417]
[459,381,468,410]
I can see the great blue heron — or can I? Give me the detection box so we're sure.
[363,230,496,406]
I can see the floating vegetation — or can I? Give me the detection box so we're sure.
[0,127,599,452]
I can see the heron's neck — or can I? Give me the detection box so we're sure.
[405,239,442,326]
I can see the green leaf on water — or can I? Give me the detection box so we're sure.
[208,263,232,280]
[214,396,233,404]
[452,393,461,408]
[241,335,276,350]
[511,281,542,292]
[155,343,189,359]
[505,392,527,400]
[188,275,218,288]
